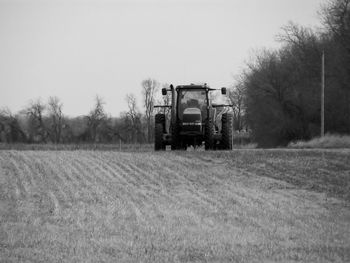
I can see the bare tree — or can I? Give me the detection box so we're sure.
[47,96,63,144]
[25,99,47,143]
[86,96,106,142]
[229,80,245,131]
[125,93,142,143]
[0,107,26,143]
[321,0,350,54]
[141,78,159,142]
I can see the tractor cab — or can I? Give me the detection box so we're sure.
[176,86,210,134]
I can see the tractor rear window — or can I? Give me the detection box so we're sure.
[178,90,207,119]
[180,90,206,105]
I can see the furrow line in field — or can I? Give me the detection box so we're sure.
[124,153,227,211]
[102,153,146,188]
[68,153,100,185]
[10,152,34,194]
[36,153,74,202]
[148,155,188,185]
[78,152,126,189]
[129,156,187,204]
[156,154,216,185]
[63,159,102,204]
[122,161,165,194]
[159,157,212,188]
[87,152,130,185]
[50,153,97,203]
[86,153,152,202]
[160,165,222,210]
[174,154,229,186]
[53,154,81,189]
[27,153,72,205]
[166,157,237,210]
[116,159,150,187]
[15,152,38,190]
[144,155,222,204]
[78,152,133,203]
[160,164,195,190]
[54,153,96,198]
[15,152,66,217]
[92,153,160,223]
[72,155,119,203]
[89,152,144,196]
[123,157,164,187]
[0,153,18,200]
[173,153,226,170]
[114,159,163,202]
[7,153,28,198]
[91,153,156,223]
[197,168,258,209]
[92,153,165,221]
[178,154,214,169]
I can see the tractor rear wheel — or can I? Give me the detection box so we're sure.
[154,114,165,151]
[204,119,214,150]
[155,114,165,127]
[154,123,165,150]
[221,113,233,150]
[171,124,180,150]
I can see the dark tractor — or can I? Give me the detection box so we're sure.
[154,83,233,151]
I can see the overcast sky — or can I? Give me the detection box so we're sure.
[0,0,325,116]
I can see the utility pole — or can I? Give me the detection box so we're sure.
[321,50,325,137]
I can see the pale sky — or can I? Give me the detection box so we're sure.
[0,0,325,117]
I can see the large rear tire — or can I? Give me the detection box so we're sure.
[171,124,180,150]
[154,123,165,150]
[222,113,233,150]
[204,119,214,150]
[154,114,165,151]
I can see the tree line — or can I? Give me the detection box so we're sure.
[231,0,350,146]
[0,79,162,144]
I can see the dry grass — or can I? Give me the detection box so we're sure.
[0,143,153,151]
[288,134,350,149]
[202,149,350,201]
[0,150,349,262]
[232,143,257,149]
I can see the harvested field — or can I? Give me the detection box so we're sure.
[0,149,349,262]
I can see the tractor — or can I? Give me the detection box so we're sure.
[154,83,233,150]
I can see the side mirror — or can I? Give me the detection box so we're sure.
[162,88,167,96]
[221,87,227,95]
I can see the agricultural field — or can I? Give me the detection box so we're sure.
[0,149,350,262]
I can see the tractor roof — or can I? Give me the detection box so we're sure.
[175,84,214,90]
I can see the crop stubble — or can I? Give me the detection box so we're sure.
[0,149,349,262]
